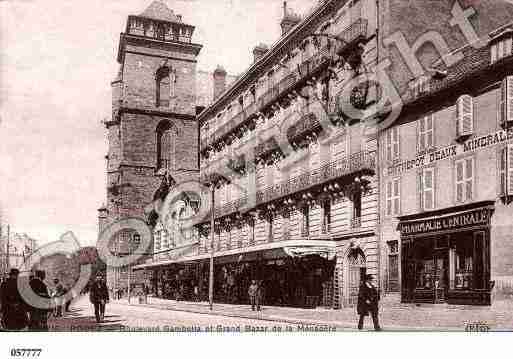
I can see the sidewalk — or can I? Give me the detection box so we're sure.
[115,295,513,331]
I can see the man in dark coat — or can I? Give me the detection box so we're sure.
[28,270,51,331]
[0,269,29,331]
[89,274,109,323]
[357,274,381,331]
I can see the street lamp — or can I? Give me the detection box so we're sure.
[201,172,230,311]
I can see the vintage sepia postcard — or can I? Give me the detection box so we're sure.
[1,0,513,357]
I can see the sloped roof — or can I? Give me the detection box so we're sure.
[139,1,181,22]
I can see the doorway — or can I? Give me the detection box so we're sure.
[345,248,366,307]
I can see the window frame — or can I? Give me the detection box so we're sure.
[455,157,474,204]
[386,177,401,216]
[417,114,434,153]
[419,167,436,211]
[386,126,400,162]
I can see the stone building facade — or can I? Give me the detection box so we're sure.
[100,1,203,291]
[378,0,513,305]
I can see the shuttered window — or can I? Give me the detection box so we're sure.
[456,95,474,138]
[500,145,513,196]
[386,178,401,216]
[419,168,435,211]
[500,76,513,127]
[418,115,434,152]
[386,127,400,162]
[455,158,474,203]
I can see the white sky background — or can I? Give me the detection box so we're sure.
[0,0,313,247]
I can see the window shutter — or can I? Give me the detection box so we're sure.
[508,144,513,195]
[393,127,400,159]
[393,179,400,215]
[465,158,473,201]
[500,147,507,196]
[419,118,426,152]
[386,181,392,216]
[457,95,474,137]
[386,130,392,161]
[456,161,464,203]
[507,76,513,124]
[426,115,434,148]
[418,171,424,210]
[423,169,434,210]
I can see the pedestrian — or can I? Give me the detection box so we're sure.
[357,274,381,331]
[51,279,65,317]
[257,280,265,311]
[89,274,109,323]
[28,270,51,331]
[248,280,259,311]
[0,268,29,331]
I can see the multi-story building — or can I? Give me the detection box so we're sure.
[132,0,513,309]
[134,0,381,309]
[99,0,203,291]
[379,13,513,304]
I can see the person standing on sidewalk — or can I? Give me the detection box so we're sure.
[0,269,29,331]
[357,274,381,331]
[51,279,65,317]
[89,274,109,323]
[28,270,51,331]
[248,280,259,311]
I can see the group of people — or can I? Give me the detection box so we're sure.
[0,268,72,331]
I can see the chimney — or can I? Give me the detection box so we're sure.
[280,1,301,36]
[213,65,227,101]
[253,43,269,63]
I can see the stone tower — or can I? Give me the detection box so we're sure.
[100,0,202,290]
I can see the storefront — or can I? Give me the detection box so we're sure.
[134,241,336,309]
[398,201,494,305]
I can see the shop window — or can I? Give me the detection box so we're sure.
[322,200,331,234]
[419,168,435,211]
[386,127,400,162]
[449,231,489,291]
[499,145,513,197]
[455,157,474,203]
[500,76,513,128]
[386,178,400,216]
[456,95,474,139]
[301,206,310,236]
[418,115,434,153]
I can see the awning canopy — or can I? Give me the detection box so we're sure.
[133,240,335,271]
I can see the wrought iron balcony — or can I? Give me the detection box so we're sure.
[197,150,375,224]
[199,18,369,156]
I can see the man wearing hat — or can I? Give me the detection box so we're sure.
[0,269,29,331]
[357,274,381,331]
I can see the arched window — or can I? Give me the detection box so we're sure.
[156,67,171,107]
[157,121,175,170]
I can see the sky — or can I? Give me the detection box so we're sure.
[0,0,314,247]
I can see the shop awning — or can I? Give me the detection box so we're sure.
[284,246,335,260]
[133,240,335,271]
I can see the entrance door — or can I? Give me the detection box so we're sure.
[346,249,366,307]
[433,251,448,303]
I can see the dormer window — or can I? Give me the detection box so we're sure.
[490,29,513,64]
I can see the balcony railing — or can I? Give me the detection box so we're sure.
[200,18,368,155]
[200,151,375,223]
